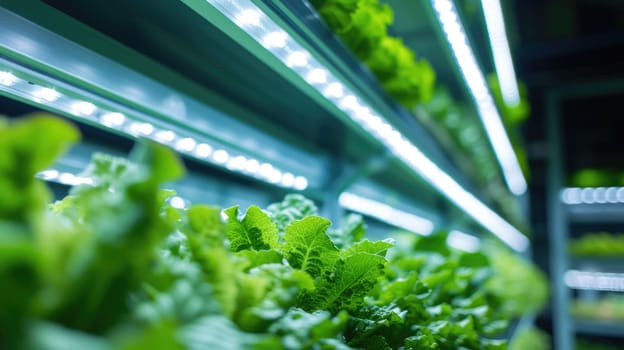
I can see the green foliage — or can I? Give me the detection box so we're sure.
[2,114,541,349]
[508,326,550,350]
[312,0,435,107]
[571,295,624,322]
[569,232,624,257]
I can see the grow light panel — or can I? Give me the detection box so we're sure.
[480,0,520,106]
[0,65,308,191]
[338,192,435,235]
[561,187,624,205]
[431,0,527,196]
[564,270,624,292]
[202,0,528,251]
[447,230,481,252]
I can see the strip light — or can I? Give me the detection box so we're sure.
[480,0,520,106]
[431,0,527,196]
[0,66,308,191]
[564,270,624,292]
[338,192,435,235]
[37,169,93,186]
[202,0,528,251]
[561,187,624,205]
[447,230,481,252]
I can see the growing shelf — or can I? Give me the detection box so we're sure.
[573,319,624,338]
[0,0,528,250]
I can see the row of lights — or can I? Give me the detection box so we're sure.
[339,192,481,252]
[204,0,528,252]
[37,169,93,186]
[564,270,624,292]
[561,187,624,205]
[432,0,527,196]
[0,68,308,191]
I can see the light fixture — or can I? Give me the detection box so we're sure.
[169,196,187,209]
[480,0,520,106]
[431,0,527,196]
[339,192,435,236]
[447,230,481,252]
[561,187,624,205]
[564,270,624,292]
[201,0,527,251]
[0,59,310,192]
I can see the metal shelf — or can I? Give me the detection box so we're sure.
[571,257,624,273]
[566,203,624,223]
[573,318,624,338]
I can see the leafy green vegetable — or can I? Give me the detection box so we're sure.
[569,232,624,257]
[2,114,541,350]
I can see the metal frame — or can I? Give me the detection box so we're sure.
[546,78,624,350]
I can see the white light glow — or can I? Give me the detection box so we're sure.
[286,51,309,67]
[261,31,288,48]
[70,101,96,116]
[129,122,154,136]
[339,192,435,235]
[195,143,213,158]
[447,230,481,252]
[294,176,308,191]
[33,87,60,102]
[245,158,260,173]
[234,8,263,26]
[39,169,59,180]
[306,68,327,84]
[433,0,526,195]
[170,196,186,209]
[0,71,18,86]
[323,82,344,98]
[100,112,126,127]
[227,155,247,170]
[281,172,295,187]
[213,149,229,164]
[155,130,175,143]
[268,169,282,183]
[259,163,273,178]
[175,138,197,152]
[178,0,529,251]
[481,0,521,106]
[561,187,624,205]
[564,270,624,292]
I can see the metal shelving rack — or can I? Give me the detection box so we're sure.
[0,0,531,251]
[547,83,624,350]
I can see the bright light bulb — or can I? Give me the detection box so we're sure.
[59,172,76,185]
[100,112,126,127]
[268,169,282,183]
[175,138,197,152]
[70,101,96,116]
[286,51,309,67]
[306,68,327,84]
[39,169,59,180]
[281,172,295,187]
[227,155,247,170]
[0,71,18,86]
[259,163,273,177]
[323,82,344,98]
[195,143,212,158]
[170,196,186,209]
[155,130,175,143]
[245,159,260,173]
[262,31,288,48]
[235,9,263,26]
[294,176,308,190]
[33,87,61,102]
[213,149,229,164]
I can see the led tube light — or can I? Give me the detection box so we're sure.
[432,0,527,196]
[481,0,521,106]
[201,0,529,251]
[339,192,435,235]
[561,187,624,205]
[447,230,481,252]
[564,270,624,292]
[0,65,308,191]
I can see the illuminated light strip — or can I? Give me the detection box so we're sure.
[0,67,308,191]
[431,0,527,196]
[561,187,624,205]
[447,230,481,252]
[203,0,528,251]
[480,0,520,106]
[339,192,435,236]
[564,270,624,292]
[36,169,93,186]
